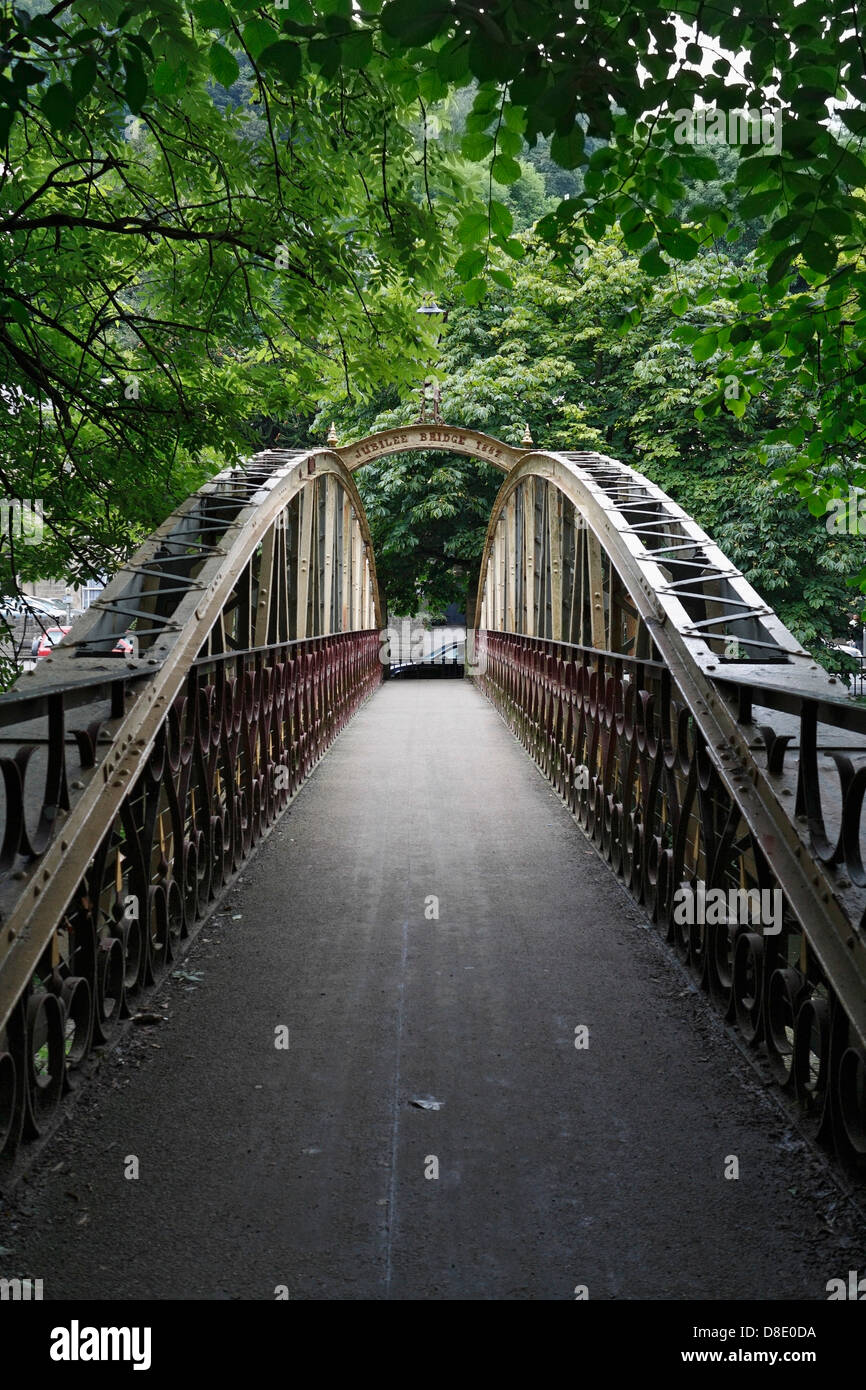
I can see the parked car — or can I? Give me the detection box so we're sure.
[389,639,465,680]
[21,595,66,622]
[32,629,136,659]
[31,625,70,657]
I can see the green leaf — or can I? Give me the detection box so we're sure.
[510,68,546,108]
[801,232,837,276]
[623,221,654,251]
[638,248,668,278]
[436,34,470,82]
[491,153,521,184]
[550,125,584,170]
[455,249,486,279]
[736,156,780,190]
[11,60,47,92]
[340,29,373,68]
[467,33,523,83]
[737,189,779,219]
[765,210,808,243]
[692,332,718,362]
[489,200,513,238]
[242,18,277,60]
[26,15,62,39]
[123,57,147,113]
[1,298,29,327]
[41,82,75,130]
[456,211,489,245]
[462,277,488,305]
[503,103,526,134]
[70,54,97,100]
[193,0,231,27]
[497,126,522,158]
[489,269,513,289]
[815,207,854,236]
[839,106,866,136]
[620,206,644,235]
[381,0,450,46]
[308,37,341,76]
[153,60,179,96]
[838,148,866,184]
[461,130,494,162]
[662,230,699,261]
[258,40,301,85]
[209,42,239,87]
[670,293,688,315]
[766,243,801,286]
[468,84,501,117]
[0,107,16,147]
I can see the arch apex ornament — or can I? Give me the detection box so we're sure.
[326,422,339,447]
[336,423,525,474]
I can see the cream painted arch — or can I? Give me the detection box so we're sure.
[334,423,526,474]
[329,423,530,622]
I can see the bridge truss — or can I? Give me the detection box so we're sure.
[0,447,381,1171]
[475,447,866,1169]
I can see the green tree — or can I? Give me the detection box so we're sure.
[321,233,862,646]
[0,0,465,602]
[360,0,866,574]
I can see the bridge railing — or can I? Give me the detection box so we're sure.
[0,440,384,1178]
[0,629,381,1171]
[477,630,866,1171]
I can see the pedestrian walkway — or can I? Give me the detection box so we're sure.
[1,681,861,1300]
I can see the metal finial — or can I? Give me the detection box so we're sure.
[326,423,338,447]
[521,424,534,447]
[414,378,445,425]
[431,378,443,425]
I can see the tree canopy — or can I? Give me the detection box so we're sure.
[0,0,464,584]
[321,232,863,656]
[2,0,866,651]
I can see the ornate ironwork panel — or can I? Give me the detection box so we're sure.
[475,450,866,1172]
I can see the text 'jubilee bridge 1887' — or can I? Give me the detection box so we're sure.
[0,422,865,1179]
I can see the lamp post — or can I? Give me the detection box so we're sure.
[415,300,449,424]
